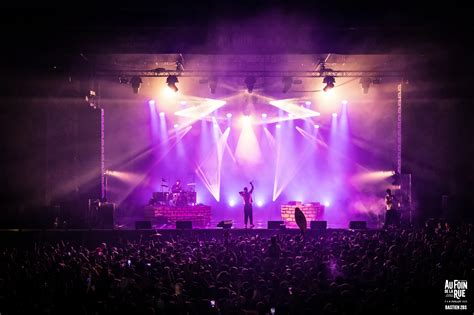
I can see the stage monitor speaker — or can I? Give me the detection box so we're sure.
[98,203,115,229]
[349,221,367,230]
[268,221,286,230]
[135,221,152,230]
[217,220,233,229]
[176,221,192,229]
[310,220,327,231]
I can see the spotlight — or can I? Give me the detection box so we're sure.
[174,123,179,128]
[226,113,232,118]
[332,112,338,117]
[209,77,218,94]
[261,113,267,119]
[166,75,179,92]
[180,101,187,105]
[256,200,264,207]
[305,101,312,106]
[275,124,281,129]
[130,76,142,94]
[105,170,115,176]
[341,100,348,105]
[244,76,256,93]
[359,78,372,94]
[391,171,401,186]
[148,99,156,106]
[314,124,320,129]
[241,115,252,127]
[322,76,335,92]
[228,199,236,207]
[324,201,330,207]
[159,112,165,117]
[282,76,293,93]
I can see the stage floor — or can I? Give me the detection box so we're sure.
[116,217,384,230]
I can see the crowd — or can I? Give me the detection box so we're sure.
[0,224,472,314]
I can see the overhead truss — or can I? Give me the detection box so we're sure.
[95,69,404,78]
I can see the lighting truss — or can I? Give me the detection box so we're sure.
[95,69,404,79]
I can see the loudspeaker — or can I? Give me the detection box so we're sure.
[349,221,367,230]
[310,221,327,231]
[217,220,233,229]
[98,203,115,229]
[135,221,152,230]
[176,221,192,229]
[268,221,285,230]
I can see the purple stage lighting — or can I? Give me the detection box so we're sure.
[159,112,165,117]
[256,200,264,207]
[341,100,348,105]
[226,113,232,118]
[275,124,281,129]
[174,123,179,128]
[314,124,320,129]
[332,112,338,117]
[305,101,312,106]
[148,99,156,106]
[229,199,236,207]
[262,113,268,119]
[324,201,330,207]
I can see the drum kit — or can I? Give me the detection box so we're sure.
[152,178,196,207]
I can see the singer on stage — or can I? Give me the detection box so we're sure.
[239,181,254,228]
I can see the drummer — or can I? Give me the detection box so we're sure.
[171,179,183,193]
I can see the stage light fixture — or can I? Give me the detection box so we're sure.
[245,76,256,93]
[332,112,338,117]
[130,76,142,94]
[119,77,129,84]
[148,99,156,106]
[322,76,335,92]
[166,75,179,92]
[261,113,268,119]
[226,113,232,118]
[359,77,372,94]
[209,77,218,94]
[305,101,312,106]
[282,76,293,93]
[173,123,179,128]
[314,124,320,129]
[275,124,281,129]
[391,171,401,186]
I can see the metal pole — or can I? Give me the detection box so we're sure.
[397,83,402,175]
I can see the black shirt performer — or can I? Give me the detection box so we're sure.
[239,181,255,229]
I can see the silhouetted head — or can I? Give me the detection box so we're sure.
[386,189,391,195]
[244,187,248,192]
